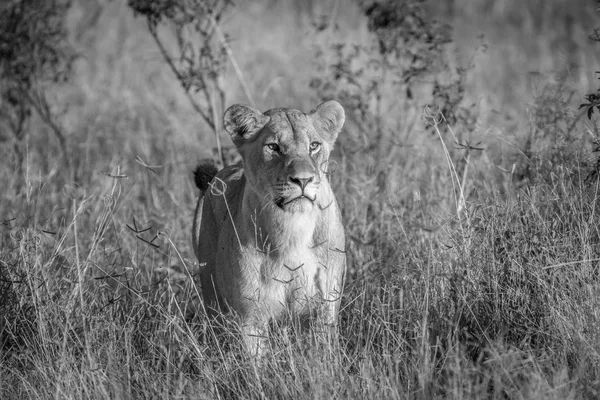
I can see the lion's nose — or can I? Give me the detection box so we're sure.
[289,175,314,190]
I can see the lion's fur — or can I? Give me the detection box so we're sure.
[192,101,347,352]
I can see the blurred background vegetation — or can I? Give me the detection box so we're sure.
[1,0,600,398]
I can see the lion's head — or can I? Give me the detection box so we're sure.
[223,101,345,214]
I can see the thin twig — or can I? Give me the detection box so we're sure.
[147,21,215,132]
[542,258,600,270]
[209,15,256,107]
[22,85,67,156]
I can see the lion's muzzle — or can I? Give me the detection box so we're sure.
[289,175,314,191]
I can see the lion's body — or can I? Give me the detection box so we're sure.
[192,101,346,352]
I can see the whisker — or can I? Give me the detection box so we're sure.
[259,192,275,213]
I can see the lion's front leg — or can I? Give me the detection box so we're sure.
[314,271,345,345]
[241,321,269,356]
[316,298,341,342]
[238,295,273,356]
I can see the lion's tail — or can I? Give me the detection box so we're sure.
[192,162,218,262]
[193,162,219,192]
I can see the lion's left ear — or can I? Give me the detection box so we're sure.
[223,104,270,147]
[309,100,345,145]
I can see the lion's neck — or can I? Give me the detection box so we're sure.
[241,189,318,253]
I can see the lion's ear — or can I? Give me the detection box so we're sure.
[309,100,345,145]
[223,104,270,146]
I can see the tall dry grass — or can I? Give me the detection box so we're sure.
[1,0,600,398]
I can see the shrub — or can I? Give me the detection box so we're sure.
[0,0,74,167]
[128,0,239,167]
[310,0,477,282]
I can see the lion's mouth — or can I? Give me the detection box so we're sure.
[275,194,316,209]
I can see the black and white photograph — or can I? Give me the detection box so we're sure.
[1,0,599,398]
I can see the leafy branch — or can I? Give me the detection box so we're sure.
[579,72,600,119]
[129,0,242,167]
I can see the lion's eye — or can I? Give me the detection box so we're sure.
[266,143,280,152]
[309,142,321,152]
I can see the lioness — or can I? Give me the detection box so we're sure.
[192,101,346,353]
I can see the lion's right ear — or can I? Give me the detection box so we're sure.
[223,104,270,146]
[309,100,345,146]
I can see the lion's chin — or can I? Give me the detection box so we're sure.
[277,196,315,213]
